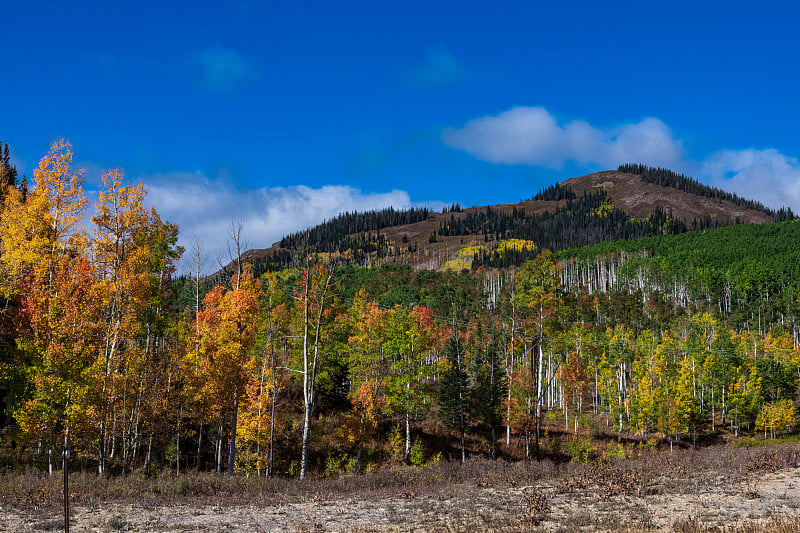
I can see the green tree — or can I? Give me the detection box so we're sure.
[471,335,507,459]
[0,141,19,205]
[437,330,470,463]
[383,305,439,461]
[513,250,562,455]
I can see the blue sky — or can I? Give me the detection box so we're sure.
[4,1,800,269]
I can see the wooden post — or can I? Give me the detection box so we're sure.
[62,449,70,533]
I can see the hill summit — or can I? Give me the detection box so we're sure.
[238,166,793,275]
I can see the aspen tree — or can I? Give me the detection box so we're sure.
[91,168,181,474]
[346,294,389,471]
[2,140,90,474]
[382,305,439,461]
[197,267,260,474]
[291,254,335,480]
[513,251,562,456]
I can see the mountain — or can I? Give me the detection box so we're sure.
[239,166,791,275]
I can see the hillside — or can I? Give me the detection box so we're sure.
[553,219,800,331]
[241,167,784,274]
[563,170,775,224]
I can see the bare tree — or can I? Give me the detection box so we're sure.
[216,219,249,289]
[291,231,336,480]
[190,235,207,355]
[189,235,207,472]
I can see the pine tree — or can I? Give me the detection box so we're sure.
[437,331,470,463]
[471,338,507,459]
[0,142,19,196]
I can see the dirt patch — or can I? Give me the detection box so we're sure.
[3,465,799,532]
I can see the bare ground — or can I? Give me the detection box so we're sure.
[2,462,799,532]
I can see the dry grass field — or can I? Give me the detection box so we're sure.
[2,441,799,532]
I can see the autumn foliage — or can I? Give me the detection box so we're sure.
[0,139,799,482]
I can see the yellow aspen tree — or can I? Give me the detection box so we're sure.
[235,274,288,477]
[250,271,289,477]
[0,139,86,293]
[626,330,661,436]
[91,168,182,473]
[756,400,797,438]
[0,140,89,474]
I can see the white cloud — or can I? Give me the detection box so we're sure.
[701,149,800,211]
[442,106,684,170]
[191,46,260,93]
[143,172,419,273]
[443,105,800,213]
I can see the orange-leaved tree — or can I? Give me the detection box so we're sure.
[344,293,389,470]
[235,271,288,476]
[15,255,103,473]
[198,266,261,474]
[558,349,589,434]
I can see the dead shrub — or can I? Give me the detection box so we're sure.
[521,486,549,527]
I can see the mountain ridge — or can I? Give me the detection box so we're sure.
[237,168,785,274]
